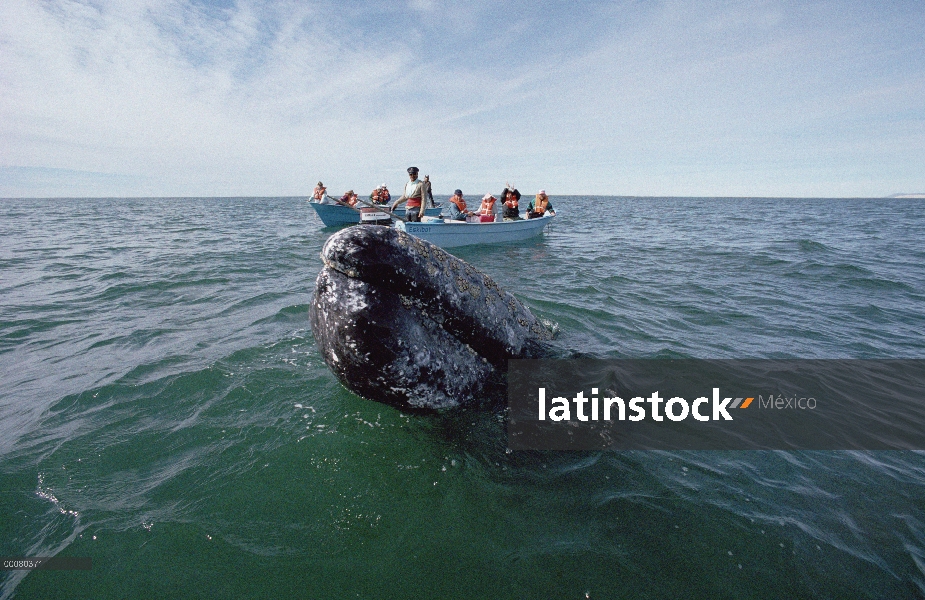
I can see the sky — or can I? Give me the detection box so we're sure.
[1,0,923,198]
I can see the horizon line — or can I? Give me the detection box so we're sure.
[2,194,924,201]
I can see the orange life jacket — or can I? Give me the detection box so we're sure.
[533,196,549,214]
[479,197,496,214]
[505,197,519,209]
[313,186,325,200]
[451,196,467,212]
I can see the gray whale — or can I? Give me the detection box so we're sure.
[309,226,553,411]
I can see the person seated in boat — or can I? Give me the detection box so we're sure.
[314,182,338,205]
[526,190,555,218]
[339,190,359,208]
[312,181,328,202]
[442,189,472,221]
[478,194,499,221]
[378,184,391,205]
[500,187,522,220]
[391,167,429,222]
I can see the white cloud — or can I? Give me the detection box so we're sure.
[1,0,923,197]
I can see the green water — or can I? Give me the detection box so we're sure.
[2,197,924,598]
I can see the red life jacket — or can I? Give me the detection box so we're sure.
[479,197,496,214]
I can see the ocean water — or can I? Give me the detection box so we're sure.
[1,196,924,598]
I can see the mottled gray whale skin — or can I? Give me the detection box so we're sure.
[309,225,553,411]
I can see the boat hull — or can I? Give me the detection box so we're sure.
[394,215,554,248]
[308,202,441,227]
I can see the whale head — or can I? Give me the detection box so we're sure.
[309,226,552,411]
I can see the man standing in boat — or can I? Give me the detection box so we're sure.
[392,167,429,222]
[423,175,436,207]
